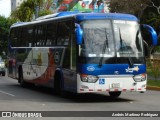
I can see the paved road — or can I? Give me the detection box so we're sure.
[0,75,160,120]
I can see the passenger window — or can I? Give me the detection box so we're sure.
[57,21,72,46]
[46,23,57,46]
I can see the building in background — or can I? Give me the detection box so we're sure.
[11,0,26,11]
[43,0,110,13]
[11,0,110,16]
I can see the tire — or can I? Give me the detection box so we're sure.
[54,71,66,97]
[18,67,26,87]
[109,91,121,98]
[2,72,5,76]
[54,72,62,94]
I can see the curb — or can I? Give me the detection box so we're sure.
[147,86,160,91]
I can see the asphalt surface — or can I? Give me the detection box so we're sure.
[0,74,160,120]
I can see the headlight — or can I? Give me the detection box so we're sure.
[133,74,146,82]
[80,74,98,83]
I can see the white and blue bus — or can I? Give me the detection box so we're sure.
[8,12,158,97]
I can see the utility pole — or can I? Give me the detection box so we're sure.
[35,5,39,18]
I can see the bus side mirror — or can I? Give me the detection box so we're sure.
[75,24,83,45]
[142,24,158,45]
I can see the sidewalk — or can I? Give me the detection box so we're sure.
[147,86,160,91]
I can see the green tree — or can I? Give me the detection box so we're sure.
[0,16,16,56]
[142,0,160,32]
[11,0,35,21]
[109,0,151,19]
[39,9,52,17]
[0,16,8,56]
[35,0,44,9]
[141,0,160,55]
[10,0,51,21]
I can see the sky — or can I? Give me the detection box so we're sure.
[0,0,11,17]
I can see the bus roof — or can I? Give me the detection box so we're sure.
[75,13,138,21]
[35,12,138,21]
[11,12,138,28]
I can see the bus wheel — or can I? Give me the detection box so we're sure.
[109,91,121,98]
[18,68,26,87]
[2,72,5,76]
[54,72,66,97]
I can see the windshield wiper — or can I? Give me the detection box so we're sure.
[99,29,109,67]
[119,28,134,68]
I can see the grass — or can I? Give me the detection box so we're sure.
[146,68,153,76]
[147,80,160,87]
[146,59,160,87]
[147,68,160,87]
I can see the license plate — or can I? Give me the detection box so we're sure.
[111,83,120,88]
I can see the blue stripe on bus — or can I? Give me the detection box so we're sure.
[75,13,138,22]
[78,64,146,76]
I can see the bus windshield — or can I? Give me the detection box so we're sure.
[113,20,144,58]
[80,20,115,58]
[79,20,144,64]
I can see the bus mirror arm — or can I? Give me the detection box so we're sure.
[75,23,83,45]
[142,24,158,46]
[143,40,150,57]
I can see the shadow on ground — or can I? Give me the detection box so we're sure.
[8,83,134,103]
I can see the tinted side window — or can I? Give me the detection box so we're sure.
[27,26,34,47]
[10,28,21,47]
[20,26,34,47]
[46,22,57,46]
[57,21,72,46]
[61,20,75,69]
[34,25,46,47]
[21,27,28,47]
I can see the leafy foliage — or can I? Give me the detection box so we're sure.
[39,9,53,17]
[0,16,8,56]
[109,0,151,18]
[11,0,35,21]
[10,0,52,22]
[0,16,16,56]
[141,0,160,54]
